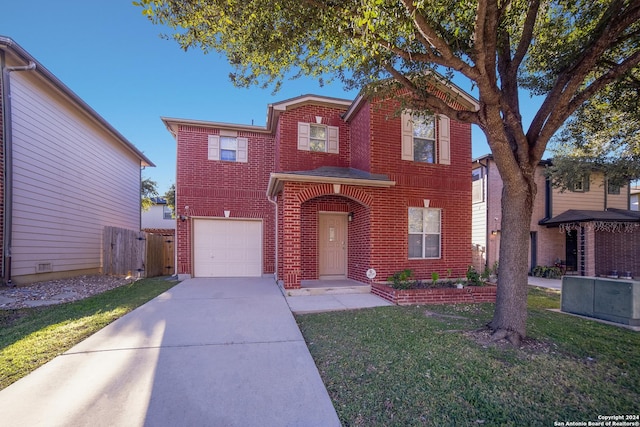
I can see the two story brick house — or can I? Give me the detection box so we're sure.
[164,83,478,289]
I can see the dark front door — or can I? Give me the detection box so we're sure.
[566,230,578,272]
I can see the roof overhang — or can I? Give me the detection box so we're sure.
[343,72,480,122]
[0,35,154,167]
[267,170,395,197]
[162,94,353,138]
[539,209,640,227]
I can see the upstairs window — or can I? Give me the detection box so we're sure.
[401,111,450,165]
[408,207,441,259]
[412,116,436,163]
[208,134,248,163]
[298,122,339,153]
[607,180,621,195]
[310,125,327,152]
[571,175,590,192]
[220,137,238,161]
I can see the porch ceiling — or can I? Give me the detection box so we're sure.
[267,166,395,196]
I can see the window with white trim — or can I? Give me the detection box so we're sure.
[163,205,174,219]
[472,168,484,203]
[207,134,248,163]
[571,175,590,192]
[310,125,327,152]
[401,112,451,164]
[408,207,441,259]
[298,122,339,153]
[412,116,436,163]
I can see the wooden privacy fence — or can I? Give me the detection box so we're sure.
[103,226,175,278]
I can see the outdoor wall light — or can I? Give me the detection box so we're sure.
[348,212,354,222]
[179,215,187,222]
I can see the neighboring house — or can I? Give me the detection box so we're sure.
[0,36,153,285]
[141,197,176,235]
[163,83,478,289]
[472,154,639,278]
[631,185,639,211]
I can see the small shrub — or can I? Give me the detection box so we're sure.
[431,272,440,287]
[532,265,563,279]
[466,265,483,286]
[388,269,414,289]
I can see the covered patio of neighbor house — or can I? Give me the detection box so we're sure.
[539,209,640,278]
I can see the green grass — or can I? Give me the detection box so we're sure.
[0,277,178,390]
[296,286,640,426]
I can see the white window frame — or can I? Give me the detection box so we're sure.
[571,175,589,192]
[412,115,436,163]
[472,168,484,203]
[207,134,248,163]
[298,122,339,153]
[401,111,450,165]
[163,205,174,219]
[408,207,442,259]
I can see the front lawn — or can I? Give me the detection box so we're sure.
[296,287,640,426]
[0,277,178,390]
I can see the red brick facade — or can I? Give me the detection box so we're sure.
[170,91,475,289]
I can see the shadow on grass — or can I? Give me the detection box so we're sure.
[0,277,178,389]
[296,287,640,426]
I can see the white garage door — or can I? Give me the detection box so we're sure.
[193,219,262,277]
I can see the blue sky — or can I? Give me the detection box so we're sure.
[0,1,509,194]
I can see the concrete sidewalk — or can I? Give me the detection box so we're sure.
[527,276,562,290]
[0,277,341,427]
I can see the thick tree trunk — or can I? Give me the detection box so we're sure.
[489,175,536,345]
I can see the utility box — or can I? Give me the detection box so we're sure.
[561,276,640,326]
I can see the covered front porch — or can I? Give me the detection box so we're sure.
[267,166,395,289]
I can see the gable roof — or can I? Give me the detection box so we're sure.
[343,72,480,122]
[0,36,154,167]
[162,94,352,136]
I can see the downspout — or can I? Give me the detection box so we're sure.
[1,55,36,286]
[267,194,279,284]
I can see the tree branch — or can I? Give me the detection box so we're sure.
[399,0,480,80]
[384,63,480,124]
[512,0,541,71]
[528,0,640,148]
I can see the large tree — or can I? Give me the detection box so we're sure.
[137,0,640,344]
[141,177,159,212]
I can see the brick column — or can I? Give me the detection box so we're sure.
[282,187,302,289]
[583,226,596,277]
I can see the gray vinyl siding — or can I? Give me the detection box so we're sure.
[9,72,141,277]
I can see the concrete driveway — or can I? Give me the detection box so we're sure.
[0,277,341,427]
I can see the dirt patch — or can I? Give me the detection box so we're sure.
[464,327,556,354]
[0,275,136,310]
